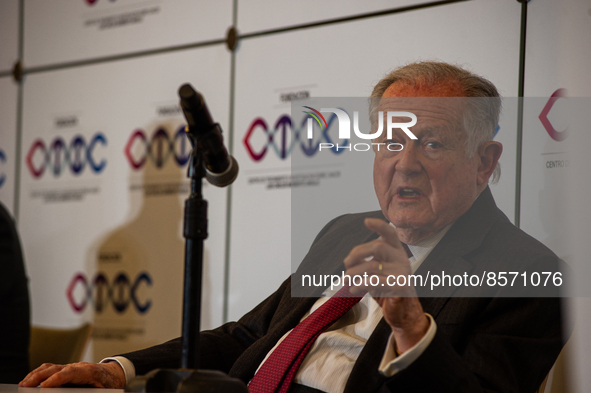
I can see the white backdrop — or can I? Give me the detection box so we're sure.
[0,77,19,216]
[23,0,232,67]
[19,45,230,361]
[0,0,19,73]
[237,0,437,34]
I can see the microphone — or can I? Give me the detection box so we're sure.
[178,83,238,187]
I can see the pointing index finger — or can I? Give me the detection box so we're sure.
[364,218,404,250]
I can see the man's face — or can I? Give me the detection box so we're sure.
[373,82,481,244]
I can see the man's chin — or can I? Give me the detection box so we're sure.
[387,210,431,229]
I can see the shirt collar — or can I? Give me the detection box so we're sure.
[390,222,454,273]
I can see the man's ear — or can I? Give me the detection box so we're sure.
[477,141,502,186]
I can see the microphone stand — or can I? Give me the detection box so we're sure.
[125,105,247,393]
[181,134,207,370]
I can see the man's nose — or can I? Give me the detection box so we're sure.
[395,142,422,175]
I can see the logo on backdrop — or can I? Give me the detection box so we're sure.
[540,88,568,142]
[125,125,190,170]
[26,133,107,179]
[303,107,418,153]
[243,111,349,162]
[0,150,5,188]
[84,0,116,5]
[83,0,159,31]
[67,271,152,314]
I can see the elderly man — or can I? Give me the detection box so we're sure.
[21,62,564,392]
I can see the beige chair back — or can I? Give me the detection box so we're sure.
[538,343,570,393]
[29,323,93,371]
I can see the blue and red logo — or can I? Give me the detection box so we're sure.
[124,125,190,170]
[26,133,107,178]
[67,271,152,314]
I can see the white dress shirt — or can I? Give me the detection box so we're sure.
[104,223,453,393]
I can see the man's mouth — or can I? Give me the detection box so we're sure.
[398,188,421,198]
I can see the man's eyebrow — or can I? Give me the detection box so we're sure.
[402,125,449,138]
[414,126,447,137]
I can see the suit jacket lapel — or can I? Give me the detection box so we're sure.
[415,187,499,317]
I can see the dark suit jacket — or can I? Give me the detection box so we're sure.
[123,187,565,392]
[0,202,30,383]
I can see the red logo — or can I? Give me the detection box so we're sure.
[539,89,568,141]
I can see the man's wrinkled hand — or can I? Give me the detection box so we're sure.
[343,218,414,299]
[19,361,126,389]
[344,218,429,353]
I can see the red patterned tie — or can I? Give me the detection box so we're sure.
[248,285,364,393]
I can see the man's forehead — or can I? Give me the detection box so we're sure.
[377,81,467,123]
[382,79,466,98]
[377,96,462,113]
